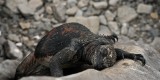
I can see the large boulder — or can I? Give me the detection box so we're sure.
[20,36,160,80]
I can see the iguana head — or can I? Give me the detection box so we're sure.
[91,45,117,70]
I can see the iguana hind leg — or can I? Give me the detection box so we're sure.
[115,48,146,66]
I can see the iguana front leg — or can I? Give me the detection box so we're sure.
[115,48,146,66]
[49,39,81,77]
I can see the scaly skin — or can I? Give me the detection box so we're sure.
[15,23,146,79]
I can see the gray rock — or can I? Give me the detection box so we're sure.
[45,6,53,14]
[78,0,89,8]
[35,7,45,16]
[19,22,31,30]
[109,0,118,6]
[0,37,6,57]
[92,1,108,9]
[0,60,20,80]
[98,25,111,36]
[83,6,101,16]
[117,6,137,23]
[99,15,107,25]
[51,18,58,24]
[18,0,43,15]
[108,21,120,35]
[105,10,116,21]
[75,9,83,16]
[0,45,4,57]
[8,34,20,42]
[127,27,136,38]
[150,37,160,52]
[3,40,23,59]
[22,36,29,42]
[137,4,153,14]
[34,13,43,21]
[28,0,43,12]
[18,3,34,15]
[24,40,36,47]
[66,16,100,34]
[67,0,77,7]
[0,31,1,36]
[5,0,27,13]
[20,38,160,80]
[121,23,129,35]
[66,7,78,16]
[0,0,4,5]
[0,36,6,45]
[52,1,66,22]
[0,57,4,63]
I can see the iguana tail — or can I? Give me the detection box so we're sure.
[14,53,50,79]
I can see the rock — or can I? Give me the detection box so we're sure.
[20,38,160,80]
[150,37,160,52]
[0,45,4,58]
[0,0,4,5]
[92,1,108,9]
[150,12,159,19]
[86,16,100,32]
[117,6,137,23]
[16,42,23,47]
[0,31,1,36]
[8,34,20,42]
[67,0,77,7]
[52,1,66,22]
[19,22,31,29]
[22,36,29,42]
[34,14,42,21]
[99,15,107,25]
[137,4,153,14]
[109,0,118,6]
[45,6,53,14]
[75,9,83,16]
[98,25,111,36]
[0,36,6,45]
[66,7,78,16]
[28,0,43,12]
[18,0,43,15]
[3,40,23,59]
[0,57,4,63]
[121,23,129,35]
[0,60,20,80]
[83,5,101,16]
[0,38,5,57]
[127,27,136,38]
[5,0,27,13]
[35,7,45,16]
[108,21,120,35]
[66,16,100,34]
[105,10,116,21]
[18,3,34,15]
[78,0,89,8]
[24,40,36,47]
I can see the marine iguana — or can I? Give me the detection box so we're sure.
[15,23,145,79]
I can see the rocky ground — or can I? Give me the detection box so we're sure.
[0,0,160,80]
